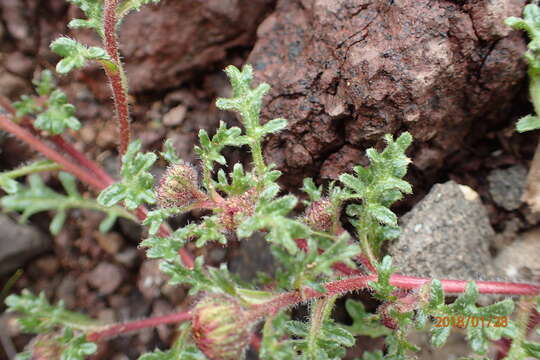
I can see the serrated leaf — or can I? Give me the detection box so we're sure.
[431,325,451,347]
[50,37,112,74]
[98,140,157,210]
[2,173,133,236]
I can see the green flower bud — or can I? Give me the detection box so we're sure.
[156,163,207,208]
[192,294,252,360]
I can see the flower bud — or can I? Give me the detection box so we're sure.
[156,163,207,208]
[219,188,257,232]
[302,198,334,232]
[29,334,63,360]
[192,294,252,360]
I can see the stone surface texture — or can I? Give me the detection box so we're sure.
[387,181,501,280]
[487,164,527,211]
[0,215,49,275]
[248,0,527,187]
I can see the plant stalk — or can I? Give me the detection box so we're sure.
[87,310,192,342]
[103,0,131,156]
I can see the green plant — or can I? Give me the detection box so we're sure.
[0,0,539,359]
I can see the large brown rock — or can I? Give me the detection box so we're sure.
[249,0,528,187]
[120,0,276,92]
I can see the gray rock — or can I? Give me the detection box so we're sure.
[229,232,276,282]
[487,165,527,211]
[0,215,49,275]
[387,181,500,280]
[494,227,540,282]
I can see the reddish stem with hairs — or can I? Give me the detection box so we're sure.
[103,0,131,156]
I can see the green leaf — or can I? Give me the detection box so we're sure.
[34,70,55,96]
[59,330,97,360]
[5,290,99,333]
[66,0,104,35]
[368,256,396,300]
[517,114,540,132]
[367,204,397,226]
[302,178,322,202]
[117,0,161,20]
[2,173,134,235]
[344,299,391,338]
[98,140,157,210]
[339,132,412,257]
[51,37,112,74]
[34,90,81,135]
[431,325,451,347]
[161,138,181,164]
[194,121,244,172]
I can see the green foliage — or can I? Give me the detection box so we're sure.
[117,0,161,21]
[339,133,412,258]
[1,172,134,234]
[5,291,99,359]
[216,65,287,176]
[50,37,113,74]
[66,0,104,36]
[507,4,540,132]
[0,160,62,194]
[237,183,310,254]
[420,280,515,355]
[5,290,99,333]
[285,319,355,359]
[369,256,397,301]
[344,299,391,338]
[13,71,81,135]
[98,140,157,210]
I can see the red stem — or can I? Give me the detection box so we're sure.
[0,113,195,268]
[0,115,107,191]
[87,310,192,342]
[50,135,114,186]
[103,0,131,156]
[249,274,540,320]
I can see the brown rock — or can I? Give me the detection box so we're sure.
[87,262,124,295]
[247,0,527,187]
[137,260,167,300]
[119,0,276,92]
[94,231,124,255]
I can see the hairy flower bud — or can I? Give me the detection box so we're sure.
[219,188,257,232]
[156,163,207,208]
[192,294,252,360]
[29,334,63,360]
[302,198,334,232]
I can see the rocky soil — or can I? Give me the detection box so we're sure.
[0,0,539,359]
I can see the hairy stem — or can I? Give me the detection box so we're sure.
[87,310,192,342]
[0,115,106,190]
[248,275,540,320]
[103,0,131,156]
[0,112,195,268]
[51,135,114,186]
[307,295,337,359]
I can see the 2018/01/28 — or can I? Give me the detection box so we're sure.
[433,316,508,328]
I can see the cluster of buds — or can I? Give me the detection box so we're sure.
[302,198,335,232]
[156,163,208,208]
[191,294,254,360]
[218,188,258,232]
